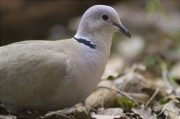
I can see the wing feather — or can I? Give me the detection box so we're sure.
[0,41,70,104]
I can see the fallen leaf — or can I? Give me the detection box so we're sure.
[132,105,157,119]
[85,80,117,112]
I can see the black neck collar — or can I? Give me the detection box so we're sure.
[74,37,96,49]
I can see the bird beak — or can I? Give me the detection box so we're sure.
[113,23,131,38]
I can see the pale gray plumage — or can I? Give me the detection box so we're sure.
[0,5,131,113]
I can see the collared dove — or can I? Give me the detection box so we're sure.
[0,5,131,113]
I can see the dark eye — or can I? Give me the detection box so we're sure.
[101,14,109,21]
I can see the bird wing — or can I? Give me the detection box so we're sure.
[0,41,71,104]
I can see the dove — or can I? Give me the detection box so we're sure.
[0,5,131,114]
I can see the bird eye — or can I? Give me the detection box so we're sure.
[101,14,109,21]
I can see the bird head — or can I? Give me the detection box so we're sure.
[76,5,131,38]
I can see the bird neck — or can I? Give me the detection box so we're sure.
[74,37,96,49]
[74,30,113,49]
[74,30,113,57]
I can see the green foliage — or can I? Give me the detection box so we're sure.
[146,0,166,14]
[117,97,136,109]
[169,73,178,81]
[160,97,168,104]
[72,110,88,119]
[144,55,156,67]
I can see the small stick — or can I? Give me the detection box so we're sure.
[98,86,139,106]
[145,88,159,108]
[156,55,180,96]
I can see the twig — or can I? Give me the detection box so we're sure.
[156,55,180,96]
[145,88,159,108]
[97,86,140,106]
[83,109,91,119]
[156,55,173,90]
[157,100,174,116]
[43,110,71,119]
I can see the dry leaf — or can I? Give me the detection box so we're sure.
[165,101,180,119]
[91,114,121,119]
[85,80,117,111]
[114,72,148,93]
[125,93,150,104]
[114,63,148,93]
[132,105,157,119]
[0,115,17,119]
[98,108,123,116]
[90,108,127,119]
[102,56,124,80]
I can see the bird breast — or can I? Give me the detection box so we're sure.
[49,43,108,110]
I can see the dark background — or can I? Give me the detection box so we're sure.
[1,1,119,45]
[1,0,180,63]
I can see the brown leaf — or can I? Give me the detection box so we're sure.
[85,80,117,111]
[132,105,157,119]
[165,101,180,119]
[90,108,128,119]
